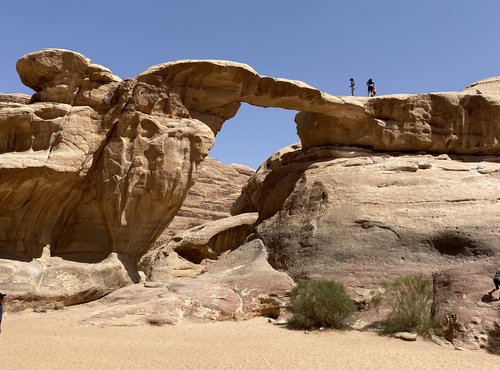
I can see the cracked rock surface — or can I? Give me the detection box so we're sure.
[233,144,500,284]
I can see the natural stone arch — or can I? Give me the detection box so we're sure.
[3,48,500,267]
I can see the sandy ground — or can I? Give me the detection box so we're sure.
[0,305,497,370]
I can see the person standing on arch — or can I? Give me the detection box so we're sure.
[366,78,376,97]
[349,78,355,96]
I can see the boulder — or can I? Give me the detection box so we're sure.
[0,247,134,311]
[16,48,121,111]
[393,332,418,341]
[148,213,258,282]
[80,240,295,325]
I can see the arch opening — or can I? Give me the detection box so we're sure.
[208,103,299,169]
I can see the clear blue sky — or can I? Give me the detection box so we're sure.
[2,1,499,169]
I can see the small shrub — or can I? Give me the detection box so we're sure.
[376,275,435,336]
[287,280,357,330]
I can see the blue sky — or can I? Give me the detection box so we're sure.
[2,1,499,169]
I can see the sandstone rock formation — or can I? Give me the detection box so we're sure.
[154,157,254,246]
[0,49,214,267]
[2,48,500,346]
[148,212,258,282]
[296,93,500,155]
[0,247,134,311]
[0,49,214,305]
[81,240,295,326]
[0,93,30,104]
[233,144,500,284]
[138,157,253,276]
[231,143,500,349]
[433,261,500,353]
[464,76,500,96]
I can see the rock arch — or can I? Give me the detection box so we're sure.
[2,48,500,267]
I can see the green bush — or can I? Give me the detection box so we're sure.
[374,275,435,336]
[287,280,357,330]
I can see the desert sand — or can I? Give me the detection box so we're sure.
[0,304,496,370]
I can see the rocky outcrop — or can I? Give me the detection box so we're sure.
[81,240,295,326]
[0,93,30,104]
[148,213,258,282]
[16,49,121,112]
[155,157,254,246]
[296,93,500,155]
[233,144,500,284]
[3,48,500,337]
[464,76,500,96]
[0,49,214,268]
[231,143,500,348]
[0,247,134,311]
[433,261,500,353]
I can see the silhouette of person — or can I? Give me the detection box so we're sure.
[349,78,355,96]
[0,292,5,334]
[494,267,500,291]
[367,78,376,97]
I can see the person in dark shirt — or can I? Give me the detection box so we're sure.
[494,268,500,291]
[0,292,5,334]
[366,78,376,97]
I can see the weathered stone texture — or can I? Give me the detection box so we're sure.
[464,76,500,96]
[148,213,258,282]
[1,49,214,268]
[233,144,500,281]
[81,240,294,326]
[296,93,500,155]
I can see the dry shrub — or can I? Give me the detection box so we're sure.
[287,280,356,330]
[374,275,435,336]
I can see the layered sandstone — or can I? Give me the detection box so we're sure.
[81,240,295,325]
[2,48,500,342]
[148,212,258,282]
[296,93,500,155]
[0,247,134,311]
[0,48,214,303]
[233,144,500,282]
[464,76,500,96]
[155,157,254,245]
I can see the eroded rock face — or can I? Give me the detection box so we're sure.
[231,143,500,345]
[296,93,500,155]
[464,76,500,96]
[148,213,258,282]
[154,157,254,245]
[139,157,254,275]
[0,49,214,268]
[16,48,121,111]
[233,144,500,283]
[80,240,295,326]
[4,48,500,331]
[0,247,134,311]
[433,261,500,352]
